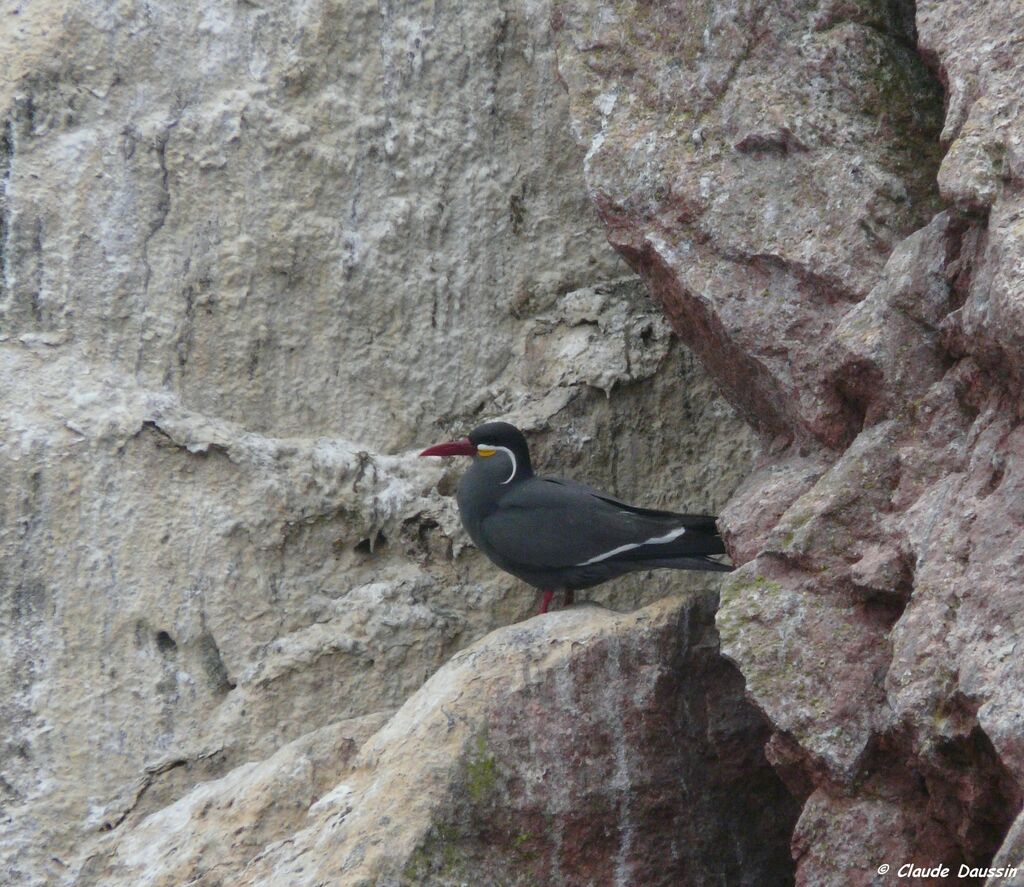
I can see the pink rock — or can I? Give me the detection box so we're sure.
[558,0,1024,878]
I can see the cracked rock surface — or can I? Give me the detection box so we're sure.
[9,0,1023,882]
[88,596,797,887]
[556,0,1024,882]
[0,1,758,884]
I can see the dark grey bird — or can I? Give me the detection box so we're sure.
[419,421,732,614]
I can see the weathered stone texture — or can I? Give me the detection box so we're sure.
[556,0,944,447]
[91,596,796,887]
[8,0,1023,882]
[556,0,1024,882]
[0,2,756,885]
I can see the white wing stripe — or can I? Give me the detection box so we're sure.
[574,525,687,566]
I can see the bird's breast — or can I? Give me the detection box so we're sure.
[456,467,493,545]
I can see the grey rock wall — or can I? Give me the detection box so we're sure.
[87,596,797,887]
[0,2,756,884]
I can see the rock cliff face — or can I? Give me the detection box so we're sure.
[0,2,762,885]
[88,597,796,886]
[3,0,1023,884]
[556,0,1024,883]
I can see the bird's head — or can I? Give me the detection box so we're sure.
[419,421,533,484]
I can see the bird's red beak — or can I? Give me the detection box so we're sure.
[419,437,476,458]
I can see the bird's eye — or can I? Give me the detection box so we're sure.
[477,448,497,457]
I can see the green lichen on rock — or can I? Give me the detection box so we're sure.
[719,572,784,615]
[402,823,466,885]
[464,732,499,805]
[401,731,505,884]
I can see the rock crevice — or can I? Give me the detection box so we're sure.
[4,0,1024,883]
[557,0,1024,880]
[0,3,758,884]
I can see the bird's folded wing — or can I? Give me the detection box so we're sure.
[479,478,720,569]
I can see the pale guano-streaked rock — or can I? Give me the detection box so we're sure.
[557,0,1024,881]
[0,1,756,884]
[76,711,392,887]
[77,711,391,887]
[0,287,752,887]
[90,595,796,887]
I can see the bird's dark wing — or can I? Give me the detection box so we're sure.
[547,478,721,533]
[480,476,724,570]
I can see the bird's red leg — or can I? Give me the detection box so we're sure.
[539,589,554,614]
[564,589,574,606]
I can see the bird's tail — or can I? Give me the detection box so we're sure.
[610,516,734,572]
[636,554,735,572]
